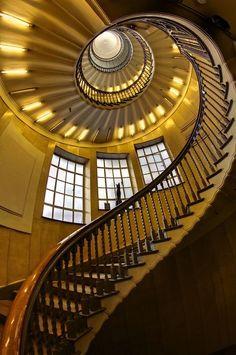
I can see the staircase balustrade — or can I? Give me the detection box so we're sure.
[1,14,235,355]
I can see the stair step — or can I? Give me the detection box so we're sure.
[151,237,171,244]
[187,198,204,207]
[214,152,229,165]
[51,281,118,299]
[207,168,223,180]
[220,135,233,150]
[198,183,214,194]
[67,272,133,284]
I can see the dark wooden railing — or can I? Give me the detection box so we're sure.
[1,14,235,355]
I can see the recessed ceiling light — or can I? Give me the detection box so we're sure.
[1,69,28,75]
[22,102,42,111]
[0,12,31,28]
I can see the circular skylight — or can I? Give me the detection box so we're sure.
[92,30,122,59]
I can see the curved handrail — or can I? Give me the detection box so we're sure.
[2,13,235,355]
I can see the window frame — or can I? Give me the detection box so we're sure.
[135,138,181,188]
[42,147,87,224]
[96,152,134,210]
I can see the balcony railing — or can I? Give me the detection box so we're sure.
[76,28,154,108]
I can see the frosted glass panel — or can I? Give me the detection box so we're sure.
[45,190,54,204]
[43,204,53,218]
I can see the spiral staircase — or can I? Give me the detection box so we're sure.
[0,2,236,355]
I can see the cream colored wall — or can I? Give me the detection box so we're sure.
[0,71,199,286]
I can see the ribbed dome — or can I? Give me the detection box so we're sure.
[92,30,122,59]
[0,1,193,144]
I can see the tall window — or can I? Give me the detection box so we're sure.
[97,154,133,210]
[43,149,86,223]
[136,139,180,187]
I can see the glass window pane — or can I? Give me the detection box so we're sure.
[65,183,74,196]
[112,160,119,168]
[66,172,74,183]
[121,169,129,177]
[55,193,64,207]
[113,169,121,178]
[107,189,115,199]
[67,161,75,172]
[97,159,104,167]
[154,154,161,162]
[74,198,83,210]
[149,163,157,172]
[144,174,152,184]
[164,158,171,166]
[124,188,133,198]
[98,188,106,199]
[99,200,107,209]
[56,180,65,193]
[98,177,106,188]
[43,204,53,218]
[120,160,127,167]
[137,149,144,157]
[97,168,104,177]
[147,155,155,163]
[75,174,83,185]
[64,195,73,208]
[139,157,147,165]
[47,177,56,190]
[109,200,116,209]
[105,160,112,168]
[59,158,67,169]
[106,169,113,178]
[58,169,66,181]
[151,145,158,154]
[45,190,54,204]
[76,164,83,174]
[75,185,83,197]
[123,178,131,187]
[74,211,83,223]
[144,147,151,155]
[142,165,149,174]
[158,143,165,151]
[157,162,165,171]
[52,154,59,166]
[64,210,73,222]
[53,208,63,221]
[106,178,114,188]
[49,166,57,178]
[162,151,169,159]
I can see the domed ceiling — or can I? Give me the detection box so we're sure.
[0,0,193,145]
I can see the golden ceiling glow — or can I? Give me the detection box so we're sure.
[64,126,77,138]
[0,44,26,53]
[173,77,184,85]
[148,112,156,124]
[22,102,42,111]
[1,68,28,75]
[0,12,31,28]
[36,111,54,123]
[118,126,124,140]
[78,128,89,141]
[129,123,135,136]
[169,87,180,97]
[139,119,146,131]
[10,88,37,94]
[155,105,165,117]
